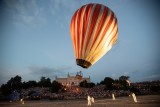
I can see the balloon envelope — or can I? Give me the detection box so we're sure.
[70,3,118,68]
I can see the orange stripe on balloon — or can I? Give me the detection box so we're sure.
[89,6,109,52]
[94,11,114,52]
[70,12,77,57]
[84,4,101,57]
[78,6,86,58]
[81,4,94,59]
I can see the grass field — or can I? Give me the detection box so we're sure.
[0,95,160,107]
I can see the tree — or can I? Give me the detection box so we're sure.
[112,79,120,90]
[79,80,88,88]
[22,80,38,89]
[51,81,63,93]
[100,80,105,85]
[7,75,22,90]
[0,75,22,95]
[79,80,95,88]
[38,77,51,87]
[119,76,130,90]
[45,78,52,87]
[0,84,11,95]
[87,82,95,88]
[103,77,114,90]
[119,76,129,81]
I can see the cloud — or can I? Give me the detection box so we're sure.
[28,65,72,79]
[123,69,139,76]
[3,0,47,27]
[49,0,78,15]
[145,74,160,80]
[47,0,80,29]
[1,0,82,30]
[0,65,72,85]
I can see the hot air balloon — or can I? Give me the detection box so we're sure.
[70,3,118,68]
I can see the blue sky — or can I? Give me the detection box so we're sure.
[0,0,160,85]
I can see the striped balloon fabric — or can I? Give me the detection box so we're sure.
[70,3,118,68]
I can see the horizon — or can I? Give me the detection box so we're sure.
[1,72,160,86]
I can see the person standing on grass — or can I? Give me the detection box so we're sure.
[131,92,138,102]
[87,95,91,106]
[91,96,94,103]
[112,93,115,100]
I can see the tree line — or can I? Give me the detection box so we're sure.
[80,76,130,90]
[0,75,63,95]
[0,75,133,95]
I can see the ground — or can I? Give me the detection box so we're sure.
[0,95,160,107]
